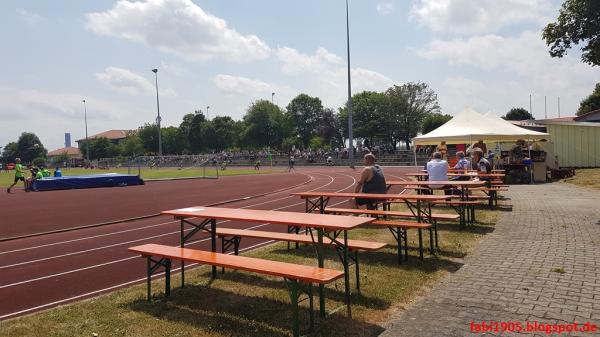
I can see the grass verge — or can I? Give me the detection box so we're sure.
[562,168,600,190]
[0,206,501,337]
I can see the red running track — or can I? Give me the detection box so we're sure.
[0,167,413,320]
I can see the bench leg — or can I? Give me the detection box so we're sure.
[354,251,360,294]
[418,229,424,261]
[434,221,439,248]
[401,229,406,262]
[147,257,152,301]
[316,228,326,318]
[388,227,402,265]
[289,280,300,337]
[165,259,171,297]
[429,228,434,254]
[211,219,217,279]
[343,230,352,318]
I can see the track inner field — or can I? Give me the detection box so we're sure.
[0,167,413,320]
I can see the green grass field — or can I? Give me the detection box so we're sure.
[0,206,501,337]
[0,167,284,188]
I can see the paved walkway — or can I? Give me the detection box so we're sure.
[381,183,600,337]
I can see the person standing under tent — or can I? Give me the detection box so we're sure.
[436,141,448,159]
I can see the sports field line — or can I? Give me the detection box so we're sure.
[0,172,356,319]
[0,174,319,255]
[0,173,339,269]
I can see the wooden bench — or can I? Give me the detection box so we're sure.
[215,228,386,292]
[432,200,481,227]
[366,220,434,263]
[324,207,459,222]
[129,243,344,337]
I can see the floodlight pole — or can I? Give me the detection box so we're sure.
[82,99,90,162]
[271,92,275,104]
[346,0,354,168]
[152,69,162,156]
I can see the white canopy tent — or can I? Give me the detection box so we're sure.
[413,108,549,145]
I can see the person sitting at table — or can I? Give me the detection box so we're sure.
[426,152,453,195]
[353,153,387,209]
[472,148,492,174]
[451,151,471,181]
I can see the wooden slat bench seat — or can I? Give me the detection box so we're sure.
[129,243,344,337]
[214,228,386,292]
[324,207,459,222]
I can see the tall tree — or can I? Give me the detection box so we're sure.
[161,126,187,154]
[339,91,386,146]
[242,100,286,149]
[316,108,344,148]
[119,133,145,157]
[15,132,47,163]
[577,83,600,115]
[504,108,534,120]
[542,0,600,66]
[422,113,452,134]
[188,112,208,153]
[383,83,440,149]
[209,116,238,151]
[285,94,323,148]
[85,137,118,160]
[1,142,18,163]
[137,123,160,154]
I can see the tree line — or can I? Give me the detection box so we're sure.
[2,82,454,162]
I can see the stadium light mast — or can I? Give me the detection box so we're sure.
[82,99,90,162]
[271,92,275,104]
[345,0,354,168]
[152,68,162,156]
[206,105,210,120]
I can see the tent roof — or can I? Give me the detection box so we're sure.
[413,108,549,145]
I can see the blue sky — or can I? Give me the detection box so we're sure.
[1,0,599,150]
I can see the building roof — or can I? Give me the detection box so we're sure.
[535,116,577,124]
[47,146,82,157]
[574,108,600,121]
[76,130,130,142]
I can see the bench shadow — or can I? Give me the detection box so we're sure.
[269,244,464,275]
[435,222,495,234]
[204,269,391,310]
[127,283,385,337]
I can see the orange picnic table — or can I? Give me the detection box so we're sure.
[160,206,374,317]
[291,191,447,223]
[386,180,486,199]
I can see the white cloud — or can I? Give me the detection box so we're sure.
[213,75,274,95]
[276,47,344,75]
[16,8,43,25]
[96,66,176,97]
[416,30,599,94]
[274,47,394,106]
[160,61,189,76]
[376,2,394,16]
[410,0,555,34]
[85,0,271,62]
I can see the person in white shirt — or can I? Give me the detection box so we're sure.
[426,152,448,189]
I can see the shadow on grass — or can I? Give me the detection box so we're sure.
[127,283,385,337]
[435,222,495,234]
[200,270,390,310]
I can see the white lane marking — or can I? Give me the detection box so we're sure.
[0,172,357,318]
[0,174,318,256]
[0,173,340,271]
[0,241,271,320]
